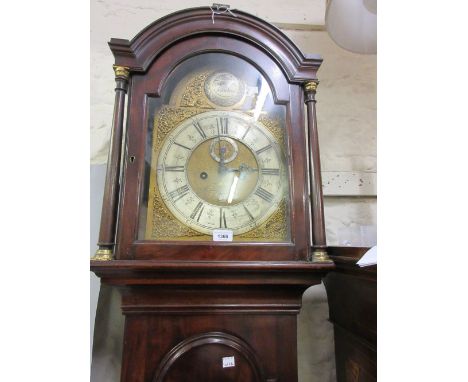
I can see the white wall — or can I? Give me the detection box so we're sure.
[282,30,377,245]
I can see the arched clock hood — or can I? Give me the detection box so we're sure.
[108,7,322,82]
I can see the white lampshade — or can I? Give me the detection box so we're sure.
[326,0,377,54]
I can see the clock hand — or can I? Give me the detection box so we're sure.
[223,164,258,203]
[226,174,239,204]
[224,163,258,178]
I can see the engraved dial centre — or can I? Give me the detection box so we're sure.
[188,137,258,206]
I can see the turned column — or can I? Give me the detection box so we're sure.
[304,80,332,263]
[93,65,130,260]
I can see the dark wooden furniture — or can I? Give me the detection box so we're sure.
[91,7,334,382]
[324,247,377,382]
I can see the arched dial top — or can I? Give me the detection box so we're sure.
[157,110,286,235]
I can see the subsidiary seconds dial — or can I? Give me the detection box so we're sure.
[156,111,285,235]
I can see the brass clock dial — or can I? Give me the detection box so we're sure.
[156,110,285,235]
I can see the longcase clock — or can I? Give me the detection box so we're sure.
[91,6,334,382]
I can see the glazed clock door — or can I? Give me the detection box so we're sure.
[117,40,311,261]
[140,53,291,243]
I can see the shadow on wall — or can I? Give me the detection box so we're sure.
[90,164,106,359]
[298,283,337,382]
[91,285,124,382]
[90,164,124,381]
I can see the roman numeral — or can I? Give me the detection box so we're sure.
[219,208,227,228]
[256,144,272,155]
[168,185,190,202]
[164,165,185,172]
[243,205,255,221]
[173,142,191,150]
[193,121,206,139]
[217,117,229,135]
[254,187,274,203]
[261,168,280,175]
[190,201,204,221]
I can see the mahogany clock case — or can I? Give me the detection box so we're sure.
[106,7,325,262]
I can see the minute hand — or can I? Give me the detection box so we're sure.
[225,164,258,177]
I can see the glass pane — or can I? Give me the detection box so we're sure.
[138,53,291,242]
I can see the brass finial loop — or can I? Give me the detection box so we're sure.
[113,65,130,80]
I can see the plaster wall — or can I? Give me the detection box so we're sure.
[283,30,377,246]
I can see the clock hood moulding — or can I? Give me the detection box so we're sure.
[108,6,323,82]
